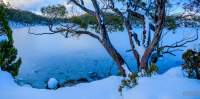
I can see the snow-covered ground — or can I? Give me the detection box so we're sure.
[0,66,200,99]
[12,26,200,88]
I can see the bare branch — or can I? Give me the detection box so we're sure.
[162,49,184,56]
[162,30,199,49]
[107,0,124,18]
[157,29,199,57]
[28,21,101,41]
[28,27,60,35]
[69,0,96,16]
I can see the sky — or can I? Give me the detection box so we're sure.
[2,0,94,15]
[3,0,187,15]
[3,0,73,14]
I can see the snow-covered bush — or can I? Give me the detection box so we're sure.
[182,49,200,79]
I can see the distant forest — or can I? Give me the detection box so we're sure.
[5,8,67,25]
[4,8,200,28]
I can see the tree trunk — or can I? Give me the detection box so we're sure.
[140,48,153,71]
[100,38,129,77]
[124,15,141,71]
[91,0,131,76]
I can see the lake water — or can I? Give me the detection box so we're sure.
[12,26,200,88]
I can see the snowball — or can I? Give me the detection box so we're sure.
[47,78,58,89]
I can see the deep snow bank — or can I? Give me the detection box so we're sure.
[0,67,200,99]
[123,67,200,99]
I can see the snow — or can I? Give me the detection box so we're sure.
[135,44,145,60]
[123,67,200,99]
[100,15,104,25]
[138,69,146,77]
[123,12,128,18]
[0,35,8,41]
[122,64,132,76]
[0,69,121,99]
[0,66,200,99]
[144,14,150,47]
[47,78,58,89]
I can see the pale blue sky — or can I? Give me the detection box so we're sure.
[3,0,187,15]
[3,0,68,14]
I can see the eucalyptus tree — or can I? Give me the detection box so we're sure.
[30,0,199,77]
[103,0,166,74]
[105,0,198,74]
[29,2,131,76]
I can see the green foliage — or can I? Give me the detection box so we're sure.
[165,16,177,30]
[104,14,124,32]
[41,4,67,18]
[148,63,158,75]
[0,4,21,77]
[69,13,124,32]
[182,49,200,79]
[70,16,88,28]
[5,8,50,25]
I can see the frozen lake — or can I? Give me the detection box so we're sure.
[12,26,200,88]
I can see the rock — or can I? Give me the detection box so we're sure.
[64,80,77,86]
[77,78,89,82]
[47,78,58,89]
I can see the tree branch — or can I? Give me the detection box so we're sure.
[161,30,199,49]
[28,22,101,41]
[69,0,96,16]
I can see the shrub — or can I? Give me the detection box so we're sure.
[148,63,159,75]
[0,4,21,77]
[118,73,138,95]
[182,49,200,79]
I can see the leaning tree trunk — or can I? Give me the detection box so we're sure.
[100,37,129,77]
[124,17,140,71]
[91,0,131,76]
[99,17,130,76]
